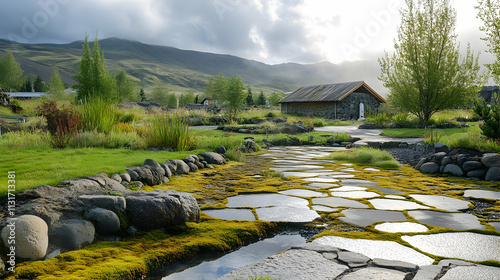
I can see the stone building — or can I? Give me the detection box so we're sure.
[278,81,386,120]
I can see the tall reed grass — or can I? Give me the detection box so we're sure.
[77,97,119,134]
[145,113,195,151]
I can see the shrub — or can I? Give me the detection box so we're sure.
[325,147,400,169]
[332,132,350,142]
[392,112,411,123]
[77,97,119,134]
[145,113,195,151]
[474,95,500,142]
[35,100,79,148]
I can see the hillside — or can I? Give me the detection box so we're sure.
[0,38,382,93]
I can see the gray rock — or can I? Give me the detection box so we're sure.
[195,161,205,169]
[456,154,469,167]
[441,156,453,167]
[372,258,418,272]
[199,152,227,165]
[127,170,139,181]
[337,251,371,268]
[186,162,198,172]
[110,174,122,183]
[50,219,95,250]
[462,161,484,173]
[420,162,440,174]
[119,173,131,183]
[290,243,339,253]
[485,167,500,181]
[160,164,172,177]
[482,153,500,168]
[1,215,48,260]
[411,265,443,280]
[443,164,464,176]
[367,142,382,149]
[215,146,227,154]
[415,158,428,170]
[168,159,191,175]
[433,152,447,164]
[126,165,163,186]
[467,169,485,178]
[398,143,408,148]
[426,142,435,154]
[341,267,407,280]
[434,142,449,153]
[183,156,196,164]
[125,190,199,231]
[415,142,426,154]
[381,142,401,149]
[84,208,120,235]
[78,195,126,213]
[166,161,177,173]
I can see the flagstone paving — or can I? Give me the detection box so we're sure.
[204,146,500,279]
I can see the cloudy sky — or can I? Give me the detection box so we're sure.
[0,0,493,67]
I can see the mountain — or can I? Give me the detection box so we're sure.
[0,38,383,94]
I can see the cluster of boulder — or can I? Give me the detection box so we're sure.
[217,122,313,135]
[414,142,500,181]
[0,151,228,262]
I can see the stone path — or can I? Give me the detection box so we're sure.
[203,146,500,280]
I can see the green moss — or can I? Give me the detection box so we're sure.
[323,147,401,170]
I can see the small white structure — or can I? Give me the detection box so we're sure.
[358,102,365,121]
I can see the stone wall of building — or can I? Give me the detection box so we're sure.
[281,92,383,119]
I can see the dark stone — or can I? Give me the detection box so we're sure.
[215,146,227,154]
[462,161,484,173]
[441,156,453,167]
[119,173,131,183]
[433,152,447,164]
[199,152,227,165]
[168,159,190,175]
[372,258,418,272]
[482,153,500,168]
[457,154,469,167]
[84,208,120,235]
[380,141,401,149]
[485,167,500,181]
[420,162,439,174]
[367,142,382,149]
[160,164,172,177]
[434,142,449,153]
[467,169,485,178]
[50,219,95,250]
[443,164,464,176]
[415,158,428,170]
[186,162,198,172]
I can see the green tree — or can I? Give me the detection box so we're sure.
[115,70,137,102]
[33,75,46,92]
[246,85,254,106]
[179,90,195,107]
[0,51,23,92]
[205,73,227,106]
[139,88,147,101]
[47,69,65,99]
[477,0,500,83]
[379,0,482,123]
[74,36,117,101]
[224,75,246,119]
[20,77,33,92]
[257,91,266,106]
[150,83,172,106]
[165,93,178,108]
[268,91,285,106]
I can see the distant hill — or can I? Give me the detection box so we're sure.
[0,37,383,94]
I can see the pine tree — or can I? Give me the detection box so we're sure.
[48,68,65,99]
[33,75,46,92]
[246,85,254,106]
[74,36,93,100]
[0,51,24,92]
[21,77,33,92]
[139,88,147,101]
[257,91,266,106]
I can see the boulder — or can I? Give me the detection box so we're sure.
[485,167,500,181]
[78,195,126,213]
[456,154,469,167]
[434,142,449,153]
[462,161,484,173]
[415,158,429,170]
[482,153,500,168]
[50,219,95,250]
[125,190,200,231]
[186,162,198,172]
[1,215,48,260]
[119,173,131,183]
[160,163,172,177]
[426,142,435,154]
[467,169,485,178]
[183,156,196,164]
[84,208,120,235]
[126,165,163,186]
[215,146,227,154]
[110,174,122,183]
[433,152,447,164]
[441,156,453,167]
[168,159,191,175]
[143,158,165,177]
[443,164,464,176]
[420,162,439,174]
[415,142,426,154]
[367,142,382,149]
[199,152,227,165]
[166,161,177,174]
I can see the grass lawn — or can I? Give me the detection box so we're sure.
[380,126,481,138]
[0,147,207,199]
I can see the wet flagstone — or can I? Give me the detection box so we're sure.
[303,177,340,183]
[402,232,500,262]
[340,179,378,187]
[339,209,407,227]
[331,186,367,192]
[312,197,369,209]
[369,198,430,211]
[330,190,381,199]
[282,171,328,177]
[408,210,486,230]
[312,205,339,212]
[372,186,405,194]
[385,195,406,200]
[203,209,255,221]
[304,182,339,189]
[410,194,471,212]
[374,222,429,233]
[489,222,500,231]
[463,189,500,200]
[439,265,500,280]
[279,189,328,197]
[256,205,320,223]
[226,193,309,208]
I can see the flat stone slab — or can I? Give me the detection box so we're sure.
[282,171,327,177]
[302,177,340,183]
[338,251,371,268]
[217,249,349,280]
[304,182,339,189]
[385,195,406,200]
[341,267,408,280]
[408,210,486,230]
[369,198,430,211]
[203,209,255,221]
[339,209,407,227]
[372,258,418,272]
[402,232,500,262]
[331,186,367,192]
[340,179,378,187]
[463,189,500,200]
[256,206,320,223]
[330,172,356,178]
[312,205,339,212]
[440,265,500,280]
[312,197,369,209]
[226,193,309,208]
[331,190,380,199]
[410,194,471,211]
[313,236,434,266]
[372,186,405,194]
[375,222,429,233]
[279,189,328,197]
[489,222,500,231]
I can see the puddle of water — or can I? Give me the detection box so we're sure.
[375,222,429,233]
[490,222,500,231]
[410,194,471,212]
[369,198,430,211]
[149,234,307,280]
[330,191,380,199]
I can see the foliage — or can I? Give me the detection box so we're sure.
[436,131,500,153]
[179,90,195,107]
[115,69,138,102]
[0,50,23,92]
[325,147,401,169]
[224,75,247,119]
[69,131,146,149]
[76,97,119,134]
[33,75,46,92]
[145,113,195,151]
[392,112,413,123]
[474,94,500,141]
[139,88,147,101]
[246,85,254,106]
[257,91,266,106]
[205,73,227,106]
[20,77,32,92]
[150,83,174,107]
[476,0,500,83]
[35,100,79,148]
[379,0,483,123]
[268,92,285,106]
[47,68,65,99]
[0,130,51,150]
[74,35,117,101]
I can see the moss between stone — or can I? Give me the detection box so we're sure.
[7,217,277,280]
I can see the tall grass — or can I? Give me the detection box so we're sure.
[0,130,51,151]
[429,132,500,153]
[324,147,400,169]
[77,98,119,134]
[68,131,146,149]
[145,113,195,151]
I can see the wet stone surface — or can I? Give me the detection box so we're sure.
[375,222,429,233]
[408,210,486,230]
[410,194,471,212]
[339,209,407,227]
[369,198,430,211]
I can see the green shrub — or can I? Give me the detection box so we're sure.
[324,147,400,169]
[392,112,412,123]
[69,131,146,149]
[437,132,500,153]
[332,132,350,142]
[474,95,500,142]
[77,97,119,134]
[145,113,195,151]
